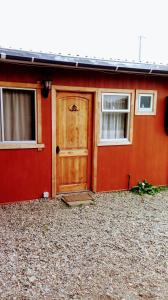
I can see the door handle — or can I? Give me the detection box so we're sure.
[56,145,60,154]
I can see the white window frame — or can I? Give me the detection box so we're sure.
[135,90,157,115]
[102,92,130,113]
[100,91,134,146]
[0,87,37,144]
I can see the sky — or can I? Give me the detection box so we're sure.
[0,0,168,63]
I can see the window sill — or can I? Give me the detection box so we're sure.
[135,111,156,115]
[0,143,45,150]
[98,140,132,146]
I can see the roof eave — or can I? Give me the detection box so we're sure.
[1,48,168,76]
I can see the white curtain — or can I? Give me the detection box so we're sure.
[101,94,128,140]
[3,89,35,141]
[103,94,128,110]
[101,112,127,139]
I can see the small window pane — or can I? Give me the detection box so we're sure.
[140,95,152,109]
[3,89,35,141]
[103,94,129,110]
[101,112,128,140]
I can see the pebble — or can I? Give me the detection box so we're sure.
[28,276,36,283]
[0,191,168,299]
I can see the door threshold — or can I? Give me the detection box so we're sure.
[57,190,94,196]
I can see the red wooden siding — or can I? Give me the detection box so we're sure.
[0,63,168,202]
[0,64,52,203]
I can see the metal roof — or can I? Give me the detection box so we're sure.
[1,47,168,76]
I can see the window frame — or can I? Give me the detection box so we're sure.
[101,92,131,113]
[99,90,134,146]
[0,82,44,150]
[135,90,157,115]
[0,87,37,144]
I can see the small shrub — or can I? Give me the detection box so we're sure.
[131,180,161,195]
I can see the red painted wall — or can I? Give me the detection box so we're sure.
[0,64,52,203]
[97,79,168,191]
[0,63,168,203]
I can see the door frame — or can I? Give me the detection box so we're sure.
[51,85,100,197]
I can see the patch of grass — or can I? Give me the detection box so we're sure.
[131,180,168,195]
[158,185,168,191]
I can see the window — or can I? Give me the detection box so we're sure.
[0,88,36,143]
[135,90,157,115]
[100,92,133,145]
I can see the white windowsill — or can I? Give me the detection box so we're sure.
[0,143,45,150]
[135,111,156,115]
[98,139,132,146]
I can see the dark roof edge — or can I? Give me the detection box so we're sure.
[1,47,168,76]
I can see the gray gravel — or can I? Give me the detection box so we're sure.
[0,191,168,300]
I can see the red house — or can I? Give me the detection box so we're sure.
[0,47,168,203]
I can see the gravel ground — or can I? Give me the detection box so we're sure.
[0,191,168,300]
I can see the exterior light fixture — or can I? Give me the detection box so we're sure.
[41,80,52,98]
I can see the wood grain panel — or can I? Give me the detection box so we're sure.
[58,96,88,149]
[58,156,87,185]
[59,149,88,157]
[56,92,92,192]
[59,183,87,192]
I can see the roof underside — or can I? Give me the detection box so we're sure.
[1,47,168,76]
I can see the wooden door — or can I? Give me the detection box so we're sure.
[56,91,93,193]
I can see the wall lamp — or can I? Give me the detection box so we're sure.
[41,80,52,98]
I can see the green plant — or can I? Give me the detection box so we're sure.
[131,180,161,195]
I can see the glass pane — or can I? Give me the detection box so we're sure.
[3,89,35,141]
[103,94,129,110]
[0,100,2,141]
[140,95,152,109]
[101,112,128,140]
